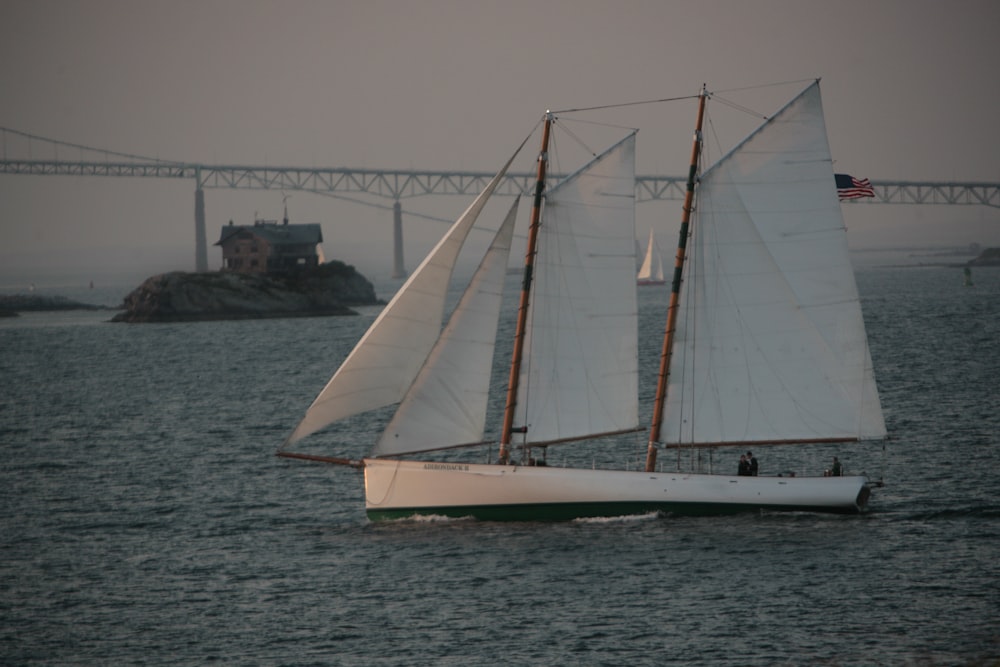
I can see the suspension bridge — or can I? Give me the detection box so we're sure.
[3,127,998,276]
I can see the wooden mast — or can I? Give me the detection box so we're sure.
[645,87,707,473]
[499,112,553,464]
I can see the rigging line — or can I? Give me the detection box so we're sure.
[708,94,769,121]
[704,109,727,168]
[552,94,699,114]
[553,118,598,158]
[710,78,818,95]
[555,115,640,132]
[313,184,532,247]
[673,159,702,448]
[305,187,533,278]
[309,188,454,223]
[0,125,185,164]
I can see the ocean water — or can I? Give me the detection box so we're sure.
[1,265,998,665]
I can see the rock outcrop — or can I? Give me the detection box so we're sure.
[967,247,1000,267]
[111,261,382,323]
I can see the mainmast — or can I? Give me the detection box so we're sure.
[645,87,707,473]
[499,112,553,464]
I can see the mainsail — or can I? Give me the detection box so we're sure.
[515,133,639,445]
[285,147,523,445]
[662,82,886,445]
[637,228,664,283]
[373,198,520,456]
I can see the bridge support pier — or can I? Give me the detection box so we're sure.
[194,179,208,272]
[391,200,406,279]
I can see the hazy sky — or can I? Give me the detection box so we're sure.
[2,0,999,285]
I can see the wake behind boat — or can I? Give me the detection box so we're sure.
[279,80,886,521]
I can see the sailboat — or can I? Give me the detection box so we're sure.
[279,80,886,521]
[636,228,665,285]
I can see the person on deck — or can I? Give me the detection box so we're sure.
[747,451,758,476]
[738,454,751,476]
[830,456,843,477]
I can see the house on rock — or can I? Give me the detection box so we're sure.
[216,212,324,275]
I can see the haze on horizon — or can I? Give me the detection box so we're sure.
[1,0,998,287]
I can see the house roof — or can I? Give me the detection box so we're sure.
[216,222,323,246]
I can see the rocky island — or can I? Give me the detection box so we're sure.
[111,260,382,323]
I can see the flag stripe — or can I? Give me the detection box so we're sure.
[835,173,875,200]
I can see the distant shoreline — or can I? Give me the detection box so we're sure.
[2,246,995,317]
[0,294,112,317]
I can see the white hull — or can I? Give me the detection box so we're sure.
[363,458,871,521]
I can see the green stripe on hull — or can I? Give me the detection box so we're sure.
[367,500,863,522]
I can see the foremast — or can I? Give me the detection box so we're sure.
[499,112,553,464]
[645,86,707,473]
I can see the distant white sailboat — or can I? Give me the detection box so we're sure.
[637,228,665,285]
[279,80,886,521]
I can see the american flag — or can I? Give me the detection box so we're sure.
[835,173,876,200]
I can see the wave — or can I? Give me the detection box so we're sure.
[387,513,477,524]
[883,505,1000,522]
[572,511,662,524]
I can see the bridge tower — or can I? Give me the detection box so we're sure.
[391,200,406,279]
[194,166,208,272]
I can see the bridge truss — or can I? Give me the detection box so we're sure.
[2,157,998,272]
[5,159,998,206]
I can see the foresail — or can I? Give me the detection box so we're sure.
[663,82,886,445]
[373,198,519,457]
[285,147,523,446]
[515,133,639,445]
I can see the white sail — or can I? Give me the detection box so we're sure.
[637,228,664,282]
[285,149,522,445]
[663,82,886,445]
[515,133,639,444]
[373,198,519,456]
